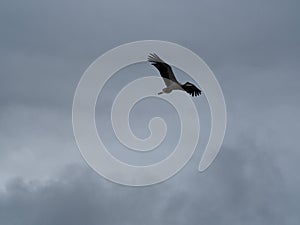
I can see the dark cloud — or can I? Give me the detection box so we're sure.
[0,136,298,225]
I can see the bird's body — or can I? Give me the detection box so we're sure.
[147,53,202,97]
[158,82,182,95]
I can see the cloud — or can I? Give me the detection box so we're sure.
[0,0,300,224]
[0,134,298,225]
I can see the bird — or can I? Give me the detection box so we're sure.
[147,53,202,97]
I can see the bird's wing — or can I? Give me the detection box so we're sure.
[181,82,202,97]
[147,53,179,87]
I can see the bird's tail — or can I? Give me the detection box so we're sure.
[158,91,163,95]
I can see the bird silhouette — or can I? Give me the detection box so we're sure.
[148,53,202,97]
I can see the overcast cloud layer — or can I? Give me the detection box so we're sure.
[0,0,300,224]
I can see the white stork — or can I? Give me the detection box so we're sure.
[148,53,202,97]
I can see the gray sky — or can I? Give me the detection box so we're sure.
[0,0,300,224]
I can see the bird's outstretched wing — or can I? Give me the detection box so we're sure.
[182,82,202,97]
[147,53,178,87]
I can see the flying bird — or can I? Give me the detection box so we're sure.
[147,53,202,97]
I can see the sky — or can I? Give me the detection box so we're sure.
[0,0,300,224]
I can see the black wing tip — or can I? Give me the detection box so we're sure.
[182,82,202,97]
[147,53,158,62]
[192,89,202,97]
[147,53,165,64]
